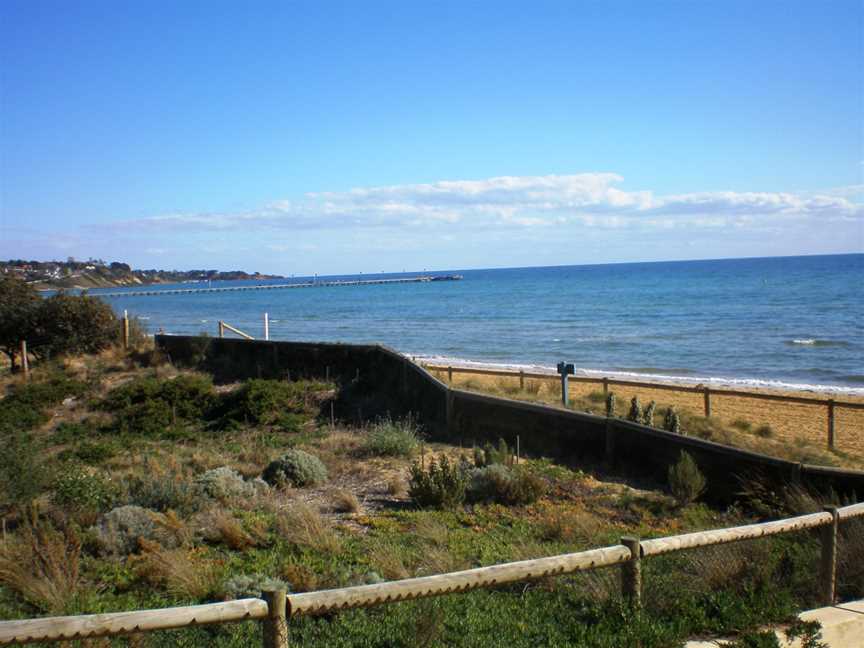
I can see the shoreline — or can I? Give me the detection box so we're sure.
[413,354,864,399]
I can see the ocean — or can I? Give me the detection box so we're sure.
[90,254,864,395]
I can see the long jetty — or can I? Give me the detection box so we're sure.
[96,275,462,298]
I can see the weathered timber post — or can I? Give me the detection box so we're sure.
[519,370,525,390]
[820,506,839,606]
[703,387,711,418]
[218,321,225,338]
[621,536,642,611]
[827,400,835,449]
[602,377,609,394]
[516,435,520,465]
[20,340,30,381]
[264,312,270,341]
[262,590,288,648]
[448,366,453,384]
[557,362,575,407]
[122,310,130,350]
[325,366,330,381]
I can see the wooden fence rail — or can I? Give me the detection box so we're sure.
[424,363,864,450]
[2,503,863,647]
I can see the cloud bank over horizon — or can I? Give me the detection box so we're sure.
[4,173,863,274]
[119,173,863,233]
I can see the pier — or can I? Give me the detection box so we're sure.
[96,275,462,298]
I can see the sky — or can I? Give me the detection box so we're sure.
[1,0,862,275]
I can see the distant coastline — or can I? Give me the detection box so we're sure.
[1,259,283,291]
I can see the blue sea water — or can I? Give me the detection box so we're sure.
[91,254,864,394]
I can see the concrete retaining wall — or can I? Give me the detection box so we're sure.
[156,335,863,505]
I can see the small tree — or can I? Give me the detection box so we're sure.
[33,291,118,359]
[664,407,681,434]
[642,401,656,427]
[668,451,707,505]
[0,275,40,370]
[627,396,642,423]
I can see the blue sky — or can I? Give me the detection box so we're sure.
[1,0,862,274]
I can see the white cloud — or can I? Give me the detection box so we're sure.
[103,173,864,235]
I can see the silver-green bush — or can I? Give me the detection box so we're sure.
[262,450,328,488]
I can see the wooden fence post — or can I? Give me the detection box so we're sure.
[827,400,835,449]
[519,370,525,390]
[20,339,30,381]
[820,506,839,606]
[621,536,642,611]
[448,366,453,384]
[218,321,225,338]
[262,590,288,648]
[122,310,130,350]
[703,387,711,418]
[602,377,609,394]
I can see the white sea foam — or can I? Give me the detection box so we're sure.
[409,353,864,396]
[792,339,816,345]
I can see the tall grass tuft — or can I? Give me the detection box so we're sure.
[0,520,83,614]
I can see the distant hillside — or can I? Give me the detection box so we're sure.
[1,259,283,290]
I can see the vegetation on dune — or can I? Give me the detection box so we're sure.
[0,342,857,646]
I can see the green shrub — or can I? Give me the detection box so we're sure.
[667,451,707,505]
[474,438,514,468]
[731,419,753,432]
[586,391,606,404]
[52,419,102,443]
[102,374,216,436]
[222,379,329,428]
[124,472,199,514]
[0,372,88,434]
[467,464,546,506]
[92,505,181,555]
[262,449,328,487]
[408,455,469,509]
[52,464,117,512]
[0,429,48,510]
[194,466,263,500]
[31,291,118,360]
[62,440,116,464]
[364,417,421,457]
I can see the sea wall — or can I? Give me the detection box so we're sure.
[156,335,864,504]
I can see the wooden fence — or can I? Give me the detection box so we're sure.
[2,502,862,647]
[425,364,864,451]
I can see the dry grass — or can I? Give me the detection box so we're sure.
[280,558,319,592]
[368,541,410,580]
[151,509,194,547]
[331,489,361,514]
[535,504,602,546]
[136,539,221,599]
[274,502,342,554]
[386,476,407,497]
[413,517,449,546]
[0,521,83,614]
